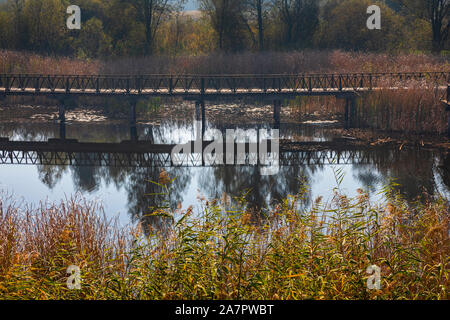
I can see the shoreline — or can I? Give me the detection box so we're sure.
[1,104,449,149]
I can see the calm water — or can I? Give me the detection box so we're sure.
[0,104,449,228]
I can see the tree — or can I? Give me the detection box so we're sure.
[316,0,407,52]
[23,0,67,53]
[119,0,182,55]
[6,0,26,49]
[200,0,248,51]
[245,0,269,51]
[393,0,449,53]
[179,13,217,54]
[0,11,12,48]
[273,0,319,48]
[72,18,112,58]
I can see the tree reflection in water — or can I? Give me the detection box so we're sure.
[1,120,448,237]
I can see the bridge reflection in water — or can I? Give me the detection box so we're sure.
[1,127,448,234]
[0,138,404,167]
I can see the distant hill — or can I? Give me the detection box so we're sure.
[183,10,202,19]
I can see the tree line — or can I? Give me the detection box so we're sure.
[0,0,448,58]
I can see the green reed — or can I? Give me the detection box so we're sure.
[0,175,448,300]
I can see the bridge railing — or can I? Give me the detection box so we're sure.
[0,72,448,94]
[0,148,400,167]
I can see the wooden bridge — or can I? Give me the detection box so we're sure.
[0,72,448,98]
[1,71,449,135]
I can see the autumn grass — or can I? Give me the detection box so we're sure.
[0,194,130,299]
[286,80,448,134]
[0,50,100,75]
[287,95,345,121]
[353,81,448,134]
[101,50,449,75]
[1,172,448,300]
[1,49,448,75]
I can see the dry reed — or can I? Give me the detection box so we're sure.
[1,50,447,75]
[0,179,448,300]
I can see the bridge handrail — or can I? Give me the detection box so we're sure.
[0,71,448,77]
[0,72,448,94]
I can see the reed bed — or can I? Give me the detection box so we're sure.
[354,81,448,134]
[288,96,345,120]
[0,174,448,300]
[101,50,449,75]
[0,193,130,299]
[286,80,447,135]
[0,50,100,75]
[0,49,447,75]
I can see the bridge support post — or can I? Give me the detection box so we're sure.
[447,108,450,139]
[447,84,449,102]
[273,100,281,129]
[58,102,66,140]
[195,100,206,138]
[130,100,138,141]
[59,121,66,140]
[351,96,357,128]
[344,98,350,129]
[345,96,356,129]
[201,100,206,137]
[195,101,201,121]
[447,85,450,138]
[442,153,450,187]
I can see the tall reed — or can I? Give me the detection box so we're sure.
[0,50,100,74]
[1,178,448,300]
[354,81,447,134]
[1,49,447,75]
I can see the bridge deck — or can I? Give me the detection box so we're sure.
[0,72,448,98]
[1,87,447,98]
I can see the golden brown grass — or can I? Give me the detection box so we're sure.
[0,50,100,75]
[101,50,449,75]
[354,80,448,133]
[0,49,447,75]
[0,193,130,299]
[0,178,448,300]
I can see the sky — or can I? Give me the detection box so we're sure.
[184,0,199,11]
[0,0,199,10]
